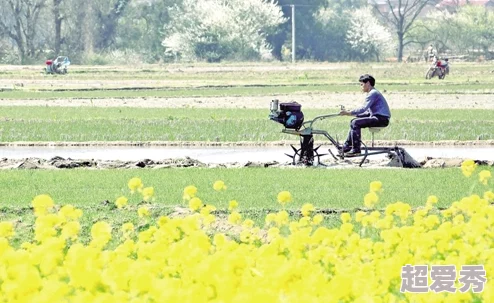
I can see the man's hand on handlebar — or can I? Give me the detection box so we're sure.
[339,110,352,116]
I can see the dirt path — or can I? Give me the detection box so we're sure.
[2,92,494,109]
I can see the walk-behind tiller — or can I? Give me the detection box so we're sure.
[45,56,71,75]
[268,100,421,168]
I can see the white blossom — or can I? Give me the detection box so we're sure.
[346,7,393,60]
[162,0,286,60]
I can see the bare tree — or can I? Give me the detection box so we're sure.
[0,0,48,63]
[94,0,130,50]
[369,0,436,62]
[83,1,94,55]
[53,0,64,56]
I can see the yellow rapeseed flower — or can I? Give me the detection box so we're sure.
[200,204,216,216]
[115,196,128,209]
[138,206,150,218]
[369,181,383,193]
[277,191,292,206]
[157,216,169,227]
[58,205,83,220]
[228,211,242,225]
[240,230,251,243]
[485,191,494,202]
[265,213,276,225]
[213,233,226,246]
[142,187,154,202]
[61,221,80,240]
[128,177,143,193]
[228,200,239,211]
[242,219,255,229]
[424,215,440,229]
[299,216,311,226]
[20,242,34,251]
[479,170,492,185]
[461,159,477,177]
[0,222,14,238]
[340,213,351,224]
[90,221,112,246]
[203,214,215,226]
[11,168,494,302]
[312,214,324,225]
[32,194,55,216]
[121,222,134,232]
[183,185,198,200]
[275,210,289,226]
[213,180,227,191]
[340,222,353,234]
[267,227,280,241]
[355,211,366,222]
[364,192,379,208]
[189,197,203,211]
[121,223,134,239]
[393,202,411,221]
[301,203,315,217]
[426,195,438,206]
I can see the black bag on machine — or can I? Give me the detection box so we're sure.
[276,102,304,130]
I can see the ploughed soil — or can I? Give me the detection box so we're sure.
[1,156,492,170]
[3,92,494,110]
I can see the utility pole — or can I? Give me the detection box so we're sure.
[291,4,295,63]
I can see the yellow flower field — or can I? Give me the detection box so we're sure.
[0,161,493,302]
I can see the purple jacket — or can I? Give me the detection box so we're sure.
[351,88,391,118]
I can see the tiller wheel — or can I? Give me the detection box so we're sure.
[285,135,327,166]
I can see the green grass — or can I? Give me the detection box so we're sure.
[2,106,494,121]
[1,107,493,142]
[1,166,492,246]
[1,167,491,210]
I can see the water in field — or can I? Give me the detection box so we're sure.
[1,145,493,164]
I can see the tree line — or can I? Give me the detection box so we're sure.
[0,0,492,65]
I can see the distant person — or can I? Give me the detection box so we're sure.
[339,74,391,155]
[427,44,435,62]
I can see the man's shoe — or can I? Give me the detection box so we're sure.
[345,149,361,156]
[338,145,352,153]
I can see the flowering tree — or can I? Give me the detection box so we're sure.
[162,0,286,62]
[346,7,393,61]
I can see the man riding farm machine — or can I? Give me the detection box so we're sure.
[268,100,421,168]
